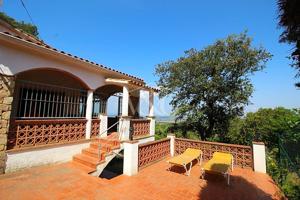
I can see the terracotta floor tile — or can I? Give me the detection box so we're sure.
[0,159,282,200]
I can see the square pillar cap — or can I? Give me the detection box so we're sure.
[123,140,139,144]
[252,141,265,145]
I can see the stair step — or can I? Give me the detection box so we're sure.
[90,143,112,152]
[94,138,119,146]
[82,148,106,159]
[73,154,103,169]
[111,145,121,150]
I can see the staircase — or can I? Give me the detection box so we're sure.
[72,132,122,175]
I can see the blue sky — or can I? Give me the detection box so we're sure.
[1,0,299,116]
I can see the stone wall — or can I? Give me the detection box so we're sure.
[0,75,15,174]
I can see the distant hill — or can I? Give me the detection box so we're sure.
[156,116,176,123]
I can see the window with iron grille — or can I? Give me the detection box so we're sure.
[15,80,87,119]
[92,93,107,118]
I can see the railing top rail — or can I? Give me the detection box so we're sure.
[98,120,119,138]
[12,118,87,123]
[130,119,151,122]
[139,138,170,147]
[175,138,252,149]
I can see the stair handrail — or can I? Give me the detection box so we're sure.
[97,120,120,138]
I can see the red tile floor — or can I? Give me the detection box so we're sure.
[0,159,282,200]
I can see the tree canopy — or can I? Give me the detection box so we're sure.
[277,0,300,87]
[155,32,272,140]
[0,12,39,37]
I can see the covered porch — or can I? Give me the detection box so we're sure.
[7,68,157,151]
[4,68,157,173]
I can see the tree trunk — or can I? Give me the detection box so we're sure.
[197,125,206,140]
[199,131,206,140]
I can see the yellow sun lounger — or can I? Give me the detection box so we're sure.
[201,152,233,185]
[167,148,202,176]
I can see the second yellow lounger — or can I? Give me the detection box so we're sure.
[201,152,233,185]
[167,148,202,176]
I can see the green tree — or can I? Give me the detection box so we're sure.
[226,107,300,148]
[226,107,300,200]
[155,32,272,140]
[277,0,300,87]
[0,12,39,37]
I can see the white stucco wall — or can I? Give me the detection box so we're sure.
[0,41,105,90]
[5,142,90,173]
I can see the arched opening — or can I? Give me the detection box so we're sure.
[8,68,90,150]
[99,150,124,179]
[93,84,123,134]
[92,84,141,135]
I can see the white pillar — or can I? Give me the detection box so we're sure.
[119,117,131,141]
[122,86,129,116]
[99,114,108,138]
[252,142,267,173]
[148,91,154,117]
[85,90,93,139]
[167,134,175,157]
[123,140,139,176]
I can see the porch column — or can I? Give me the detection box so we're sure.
[148,91,154,117]
[119,85,131,140]
[147,91,155,136]
[85,90,93,139]
[122,85,129,116]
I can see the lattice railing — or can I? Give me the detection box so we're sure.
[138,138,170,169]
[131,119,150,138]
[175,138,253,168]
[7,119,87,149]
[91,119,100,138]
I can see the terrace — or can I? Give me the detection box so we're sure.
[0,157,280,200]
[0,136,282,200]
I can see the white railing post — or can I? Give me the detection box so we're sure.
[147,117,155,136]
[167,134,175,157]
[123,140,139,176]
[118,117,131,141]
[85,90,93,139]
[147,91,155,136]
[99,114,108,138]
[252,142,267,173]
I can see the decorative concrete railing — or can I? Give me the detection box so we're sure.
[138,138,170,169]
[130,119,150,138]
[175,138,253,168]
[91,119,100,138]
[8,119,87,149]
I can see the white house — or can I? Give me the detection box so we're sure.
[0,19,158,174]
